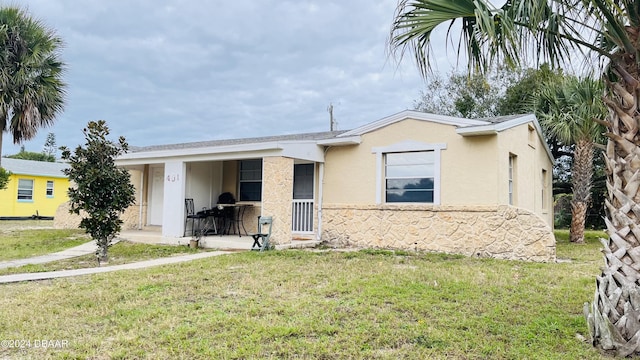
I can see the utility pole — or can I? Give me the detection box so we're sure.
[328,103,337,131]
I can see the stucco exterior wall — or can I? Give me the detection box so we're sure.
[321,204,555,262]
[323,117,554,227]
[222,161,238,195]
[496,124,554,226]
[323,119,500,206]
[261,156,293,245]
[0,175,70,218]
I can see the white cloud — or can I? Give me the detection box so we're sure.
[2,0,453,156]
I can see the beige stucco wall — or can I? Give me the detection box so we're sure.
[323,119,500,206]
[322,118,554,227]
[321,204,555,262]
[496,124,554,226]
[222,161,238,195]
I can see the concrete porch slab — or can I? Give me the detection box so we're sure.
[118,229,321,251]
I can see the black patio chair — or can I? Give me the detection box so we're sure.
[184,198,207,237]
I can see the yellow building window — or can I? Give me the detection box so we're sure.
[46,180,54,197]
[17,179,34,201]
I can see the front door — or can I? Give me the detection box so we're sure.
[292,163,314,233]
[149,166,164,225]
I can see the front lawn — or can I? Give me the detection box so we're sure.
[0,240,204,275]
[0,221,88,261]
[0,230,610,359]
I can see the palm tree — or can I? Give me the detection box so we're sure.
[537,76,606,244]
[389,0,640,355]
[0,6,66,164]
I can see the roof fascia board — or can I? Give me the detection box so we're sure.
[118,142,283,161]
[9,172,66,178]
[115,141,328,166]
[115,148,287,166]
[339,110,489,137]
[317,135,361,146]
[456,114,537,136]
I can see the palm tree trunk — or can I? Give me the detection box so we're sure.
[585,63,640,356]
[569,201,587,243]
[569,139,593,244]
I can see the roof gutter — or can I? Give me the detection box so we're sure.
[119,142,284,161]
[317,136,361,146]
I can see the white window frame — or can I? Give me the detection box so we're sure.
[541,168,548,211]
[372,141,446,205]
[46,180,54,198]
[17,179,34,201]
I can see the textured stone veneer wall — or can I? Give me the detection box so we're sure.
[54,202,141,230]
[261,157,293,245]
[321,204,556,262]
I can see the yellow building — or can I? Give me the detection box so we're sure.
[0,158,70,219]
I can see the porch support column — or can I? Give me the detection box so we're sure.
[261,156,293,245]
[162,160,186,237]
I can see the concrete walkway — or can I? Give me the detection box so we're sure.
[0,250,234,284]
[0,240,101,270]
[0,228,318,284]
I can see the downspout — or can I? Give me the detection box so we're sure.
[138,167,144,230]
[317,162,324,242]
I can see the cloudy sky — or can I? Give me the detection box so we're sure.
[2,0,457,157]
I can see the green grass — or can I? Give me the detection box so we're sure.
[0,221,88,261]
[0,241,204,275]
[0,229,611,359]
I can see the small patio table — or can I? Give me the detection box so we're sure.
[216,203,253,237]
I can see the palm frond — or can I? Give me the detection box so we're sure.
[537,75,607,145]
[0,6,66,144]
[388,0,633,77]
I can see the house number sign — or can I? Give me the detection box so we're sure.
[166,174,180,182]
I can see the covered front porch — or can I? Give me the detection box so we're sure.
[114,132,357,248]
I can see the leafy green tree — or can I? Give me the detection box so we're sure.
[43,132,57,158]
[536,76,606,243]
[389,0,640,354]
[0,166,9,190]
[0,6,66,163]
[414,71,507,117]
[60,121,135,264]
[414,64,564,119]
[7,146,55,162]
[498,64,564,115]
